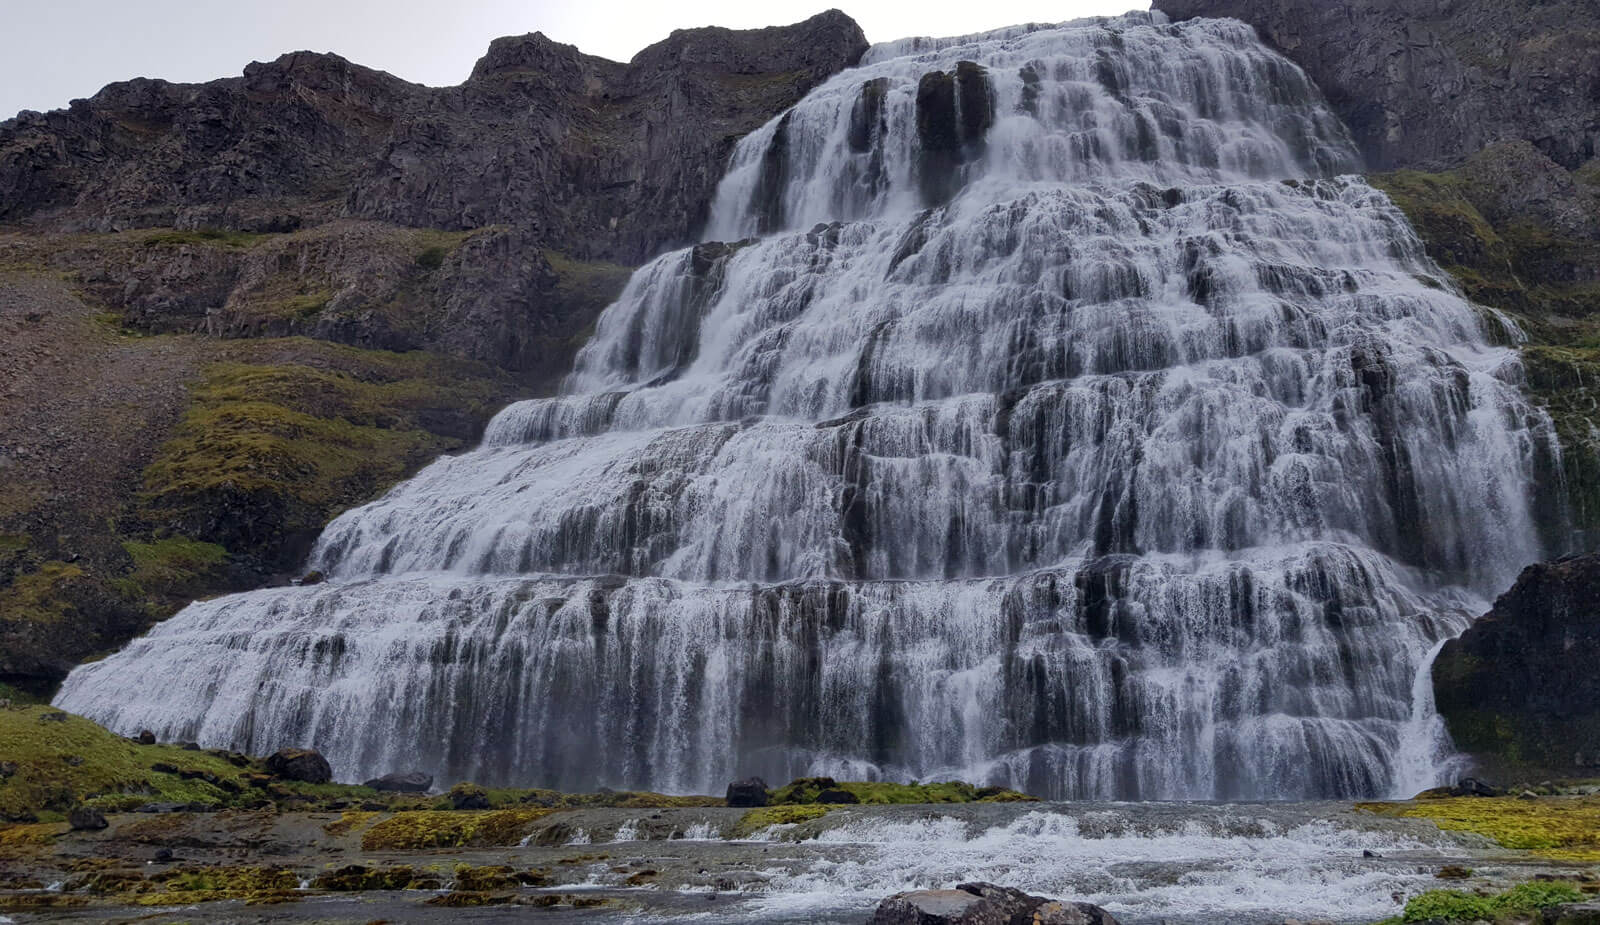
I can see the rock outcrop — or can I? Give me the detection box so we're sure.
[1434,555,1600,775]
[266,747,333,784]
[871,883,1119,925]
[0,11,868,263]
[1151,0,1600,171]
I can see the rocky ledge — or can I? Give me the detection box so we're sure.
[1434,554,1600,777]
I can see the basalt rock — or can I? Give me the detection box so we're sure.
[265,747,333,784]
[0,12,868,264]
[364,771,433,793]
[725,777,769,808]
[1152,0,1600,170]
[871,882,1120,925]
[1434,555,1600,775]
[67,806,108,830]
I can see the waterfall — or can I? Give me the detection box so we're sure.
[55,12,1554,800]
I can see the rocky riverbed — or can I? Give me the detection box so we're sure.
[3,798,1599,923]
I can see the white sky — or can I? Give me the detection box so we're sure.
[1,0,1138,122]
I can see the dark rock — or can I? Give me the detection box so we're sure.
[815,788,860,804]
[448,782,491,810]
[299,570,326,586]
[1450,777,1502,798]
[136,729,155,745]
[37,711,68,723]
[178,741,200,751]
[136,802,187,813]
[364,771,433,793]
[0,761,16,778]
[871,882,1120,924]
[725,777,770,807]
[152,848,174,863]
[265,747,333,784]
[1152,0,1600,170]
[1542,901,1600,925]
[1434,555,1600,774]
[67,806,108,831]
[150,762,179,775]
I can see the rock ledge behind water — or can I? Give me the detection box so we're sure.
[871,882,1119,925]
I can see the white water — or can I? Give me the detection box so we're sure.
[741,807,1454,924]
[57,12,1554,801]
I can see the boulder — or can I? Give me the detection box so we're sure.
[136,730,155,745]
[67,806,108,831]
[1542,902,1600,925]
[725,777,770,808]
[265,747,333,784]
[1451,777,1502,798]
[448,782,491,810]
[365,771,434,793]
[872,882,1119,925]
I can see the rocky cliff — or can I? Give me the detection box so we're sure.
[0,11,867,695]
[1434,555,1600,776]
[1150,0,1600,172]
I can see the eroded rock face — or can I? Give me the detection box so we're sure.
[1151,0,1600,170]
[0,11,868,264]
[1434,555,1600,774]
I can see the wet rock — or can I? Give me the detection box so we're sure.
[1434,555,1600,775]
[1450,777,1502,798]
[1542,902,1600,925]
[136,729,155,745]
[725,777,770,808]
[265,747,332,784]
[299,570,326,586]
[150,762,179,774]
[67,806,108,830]
[364,771,433,792]
[37,711,68,723]
[815,788,860,804]
[448,781,491,810]
[871,882,1120,924]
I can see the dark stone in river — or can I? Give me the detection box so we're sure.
[725,777,770,807]
[365,771,433,792]
[871,882,1120,924]
[265,747,333,784]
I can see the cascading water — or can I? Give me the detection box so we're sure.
[55,12,1555,801]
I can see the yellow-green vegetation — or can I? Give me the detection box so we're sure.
[137,338,515,571]
[769,776,1037,805]
[453,863,550,890]
[1378,881,1584,924]
[140,228,271,249]
[0,706,248,821]
[731,804,832,837]
[310,863,424,891]
[322,809,379,837]
[119,537,229,600]
[0,561,85,624]
[129,865,300,906]
[1356,797,1600,860]
[359,808,557,851]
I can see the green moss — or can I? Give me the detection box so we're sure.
[136,339,514,570]
[1357,796,1600,861]
[359,808,557,851]
[310,864,420,891]
[731,804,832,837]
[121,537,228,599]
[0,562,86,624]
[141,228,269,249]
[415,246,449,271]
[0,706,249,820]
[1380,880,1584,923]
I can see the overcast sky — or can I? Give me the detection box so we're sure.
[1,0,1137,122]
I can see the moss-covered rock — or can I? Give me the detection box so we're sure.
[358,808,557,851]
[1357,796,1600,861]
[768,776,1037,806]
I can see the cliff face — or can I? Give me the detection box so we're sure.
[0,12,867,694]
[1434,555,1600,775]
[1151,0,1600,172]
[0,10,869,263]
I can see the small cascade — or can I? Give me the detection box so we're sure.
[55,12,1556,800]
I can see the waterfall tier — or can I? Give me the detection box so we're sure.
[56,12,1554,800]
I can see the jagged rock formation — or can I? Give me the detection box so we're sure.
[0,12,868,695]
[0,11,868,262]
[1151,0,1600,172]
[1434,555,1600,775]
